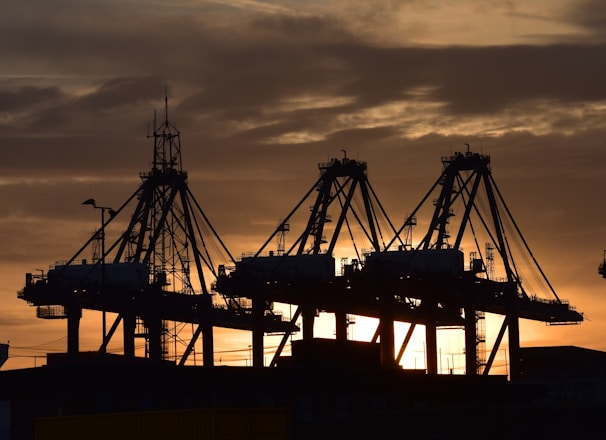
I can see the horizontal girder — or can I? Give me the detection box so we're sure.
[18,282,298,334]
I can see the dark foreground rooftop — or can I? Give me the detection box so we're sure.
[1,346,605,440]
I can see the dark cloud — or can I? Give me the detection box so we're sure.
[566,0,606,38]
[3,8,606,143]
[73,77,166,112]
[0,85,64,114]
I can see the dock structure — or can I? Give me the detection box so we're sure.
[18,98,297,367]
[215,149,583,378]
[18,104,582,380]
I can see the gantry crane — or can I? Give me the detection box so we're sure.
[17,116,582,376]
[215,152,464,368]
[362,147,583,378]
[18,98,297,365]
[217,147,583,377]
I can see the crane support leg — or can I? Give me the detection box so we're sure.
[508,312,521,379]
[464,306,478,375]
[252,295,264,367]
[302,306,315,340]
[335,310,348,341]
[426,313,438,374]
[123,313,136,357]
[201,295,214,366]
[202,326,214,366]
[379,316,395,368]
[67,305,81,355]
[147,316,163,361]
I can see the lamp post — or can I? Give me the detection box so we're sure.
[82,198,115,353]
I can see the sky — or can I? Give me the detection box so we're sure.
[1,0,606,371]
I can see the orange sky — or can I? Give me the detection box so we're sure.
[2,0,606,371]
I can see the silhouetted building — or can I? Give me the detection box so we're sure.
[0,345,605,439]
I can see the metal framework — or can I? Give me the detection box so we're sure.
[367,147,583,377]
[17,113,583,377]
[214,152,465,368]
[18,98,296,366]
[216,147,583,377]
